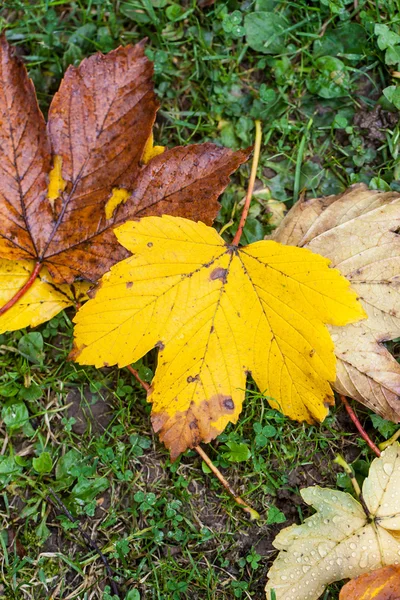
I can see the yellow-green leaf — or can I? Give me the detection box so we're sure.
[265,442,400,600]
[0,260,90,334]
[72,215,365,459]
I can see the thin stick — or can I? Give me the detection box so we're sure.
[194,445,260,520]
[340,395,381,457]
[0,261,42,315]
[126,364,150,392]
[232,120,262,246]
[125,365,260,519]
[48,488,120,597]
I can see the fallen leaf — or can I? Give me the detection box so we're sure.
[339,564,400,599]
[0,260,90,334]
[0,35,248,328]
[72,215,364,458]
[272,184,400,421]
[265,442,400,600]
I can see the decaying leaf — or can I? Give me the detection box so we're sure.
[272,184,400,421]
[265,442,400,600]
[339,564,400,599]
[0,35,248,328]
[72,215,363,458]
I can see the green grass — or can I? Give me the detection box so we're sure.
[1,0,400,598]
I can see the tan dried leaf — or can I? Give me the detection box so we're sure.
[272,184,400,421]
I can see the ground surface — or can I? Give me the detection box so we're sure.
[0,1,400,599]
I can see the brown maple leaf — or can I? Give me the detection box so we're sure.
[0,35,249,292]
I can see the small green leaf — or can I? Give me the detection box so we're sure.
[19,382,43,401]
[2,401,29,431]
[369,177,391,192]
[371,414,398,438]
[266,505,287,525]
[33,452,53,474]
[165,4,183,21]
[259,85,277,104]
[383,85,400,109]
[71,476,109,503]
[313,23,367,58]
[18,332,44,364]
[125,588,141,600]
[385,45,400,65]
[375,24,400,51]
[307,56,350,99]
[56,449,82,480]
[243,217,264,244]
[254,424,277,446]
[0,455,22,485]
[222,441,251,463]
[244,12,288,54]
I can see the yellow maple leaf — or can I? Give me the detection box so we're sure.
[0,260,90,334]
[72,215,365,459]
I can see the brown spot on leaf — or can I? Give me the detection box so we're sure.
[187,375,200,383]
[147,242,153,247]
[126,281,133,288]
[223,397,234,411]
[210,267,228,283]
[156,340,165,351]
[323,394,334,409]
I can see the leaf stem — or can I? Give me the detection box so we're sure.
[125,364,260,520]
[379,428,400,451]
[340,395,381,457]
[333,454,361,497]
[194,444,260,520]
[0,261,42,316]
[126,364,150,392]
[231,120,262,246]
